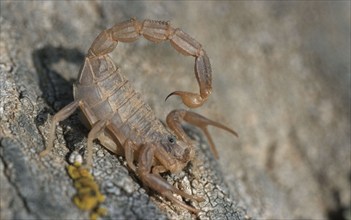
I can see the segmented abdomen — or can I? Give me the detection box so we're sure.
[74,55,164,145]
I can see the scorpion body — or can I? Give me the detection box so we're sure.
[40,18,238,213]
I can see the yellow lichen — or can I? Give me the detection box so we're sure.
[90,207,108,220]
[67,162,107,220]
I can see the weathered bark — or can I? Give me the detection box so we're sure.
[1,2,350,220]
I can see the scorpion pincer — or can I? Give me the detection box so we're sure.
[40,18,238,213]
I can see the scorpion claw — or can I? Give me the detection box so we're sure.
[167,109,238,159]
[138,144,202,213]
[162,191,201,213]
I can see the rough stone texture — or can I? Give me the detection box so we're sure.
[0,1,350,220]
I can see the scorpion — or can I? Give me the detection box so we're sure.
[40,18,238,213]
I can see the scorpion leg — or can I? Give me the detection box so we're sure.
[123,139,137,172]
[137,143,203,213]
[86,120,108,168]
[166,110,238,159]
[40,100,81,157]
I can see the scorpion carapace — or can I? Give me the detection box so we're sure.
[40,18,238,213]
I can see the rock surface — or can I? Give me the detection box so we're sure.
[1,1,350,220]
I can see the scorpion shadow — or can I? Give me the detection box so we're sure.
[32,45,87,154]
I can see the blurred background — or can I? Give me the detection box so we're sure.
[1,1,350,219]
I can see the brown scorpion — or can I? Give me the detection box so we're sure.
[40,18,238,213]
